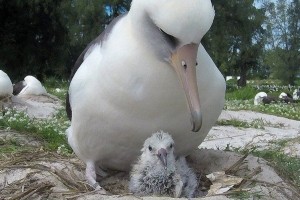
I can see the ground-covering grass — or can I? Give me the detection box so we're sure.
[43,77,69,102]
[216,118,267,129]
[225,100,300,120]
[226,85,259,100]
[0,107,71,151]
[0,77,70,153]
[243,145,300,189]
[260,150,300,188]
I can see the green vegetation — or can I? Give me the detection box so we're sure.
[226,86,258,100]
[216,118,273,129]
[225,100,300,120]
[43,77,69,102]
[224,82,300,120]
[251,148,300,188]
[0,79,70,152]
[0,107,71,151]
[228,190,264,200]
[224,139,300,191]
[0,0,131,81]
[216,118,251,128]
[264,0,300,85]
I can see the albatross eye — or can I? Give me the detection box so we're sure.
[170,144,173,148]
[182,61,187,70]
[148,146,152,151]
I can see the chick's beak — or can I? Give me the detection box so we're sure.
[157,148,167,168]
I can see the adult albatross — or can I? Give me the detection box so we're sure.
[0,70,13,113]
[66,0,225,191]
[0,70,13,98]
[13,76,47,96]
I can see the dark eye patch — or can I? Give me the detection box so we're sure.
[159,28,179,49]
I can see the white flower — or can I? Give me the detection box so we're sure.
[57,144,68,155]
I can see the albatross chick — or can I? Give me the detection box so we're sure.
[129,131,197,198]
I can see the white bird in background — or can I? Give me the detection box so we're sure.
[13,75,47,96]
[293,88,300,100]
[66,0,225,191]
[129,131,197,198]
[279,92,293,104]
[0,70,13,98]
[254,92,267,105]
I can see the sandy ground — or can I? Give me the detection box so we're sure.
[0,96,300,199]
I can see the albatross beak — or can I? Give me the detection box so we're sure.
[171,43,202,132]
[157,148,167,168]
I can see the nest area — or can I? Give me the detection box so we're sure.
[0,147,89,199]
[1,133,300,200]
[0,145,213,199]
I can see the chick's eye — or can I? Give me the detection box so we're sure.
[170,144,173,148]
[148,146,152,151]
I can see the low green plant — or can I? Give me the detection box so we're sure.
[43,76,69,89]
[233,138,300,189]
[0,139,33,154]
[216,118,265,129]
[227,190,265,199]
[0,107,71,151]
[226,86,258,100]
[253,149,300,188]
[225,100,300,120]
[216,118,249,127]
[43,77,69,102]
